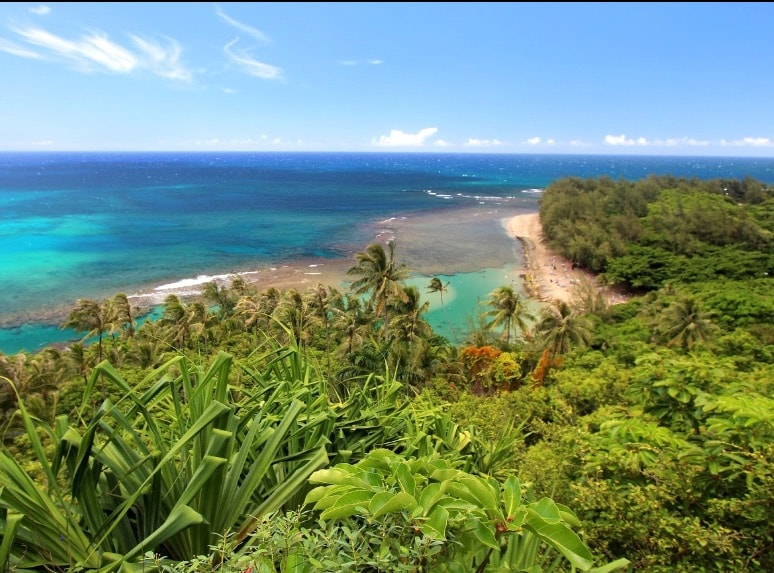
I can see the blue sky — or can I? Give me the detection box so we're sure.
[1,2,773,156]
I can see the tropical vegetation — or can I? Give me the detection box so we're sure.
[1,174,772,572]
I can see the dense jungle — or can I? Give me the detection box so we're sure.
[1,174,772,572]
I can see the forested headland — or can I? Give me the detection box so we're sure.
[1,174,772,572]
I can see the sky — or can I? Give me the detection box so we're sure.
[1,2,773,156]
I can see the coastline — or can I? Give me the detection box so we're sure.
[131,210,628,316]
[1,206,625,355]
[136,209,585,311]
[129,204,536,311]
[504,212,626,305]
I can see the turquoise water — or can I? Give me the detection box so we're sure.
[3,151,774,354]
[407,264,533,343]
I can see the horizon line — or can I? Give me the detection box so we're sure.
[2,149,774,160]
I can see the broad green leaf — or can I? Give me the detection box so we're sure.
[524,508,594,570]
[370,491,417,518]
[458,476,499,510]
[419,505,449,540]
[430,467,462,482]
[319,489,374,520]
[466,517,498,549]
[418,481,445,513]
[394,463,416,496]
[304,485,330,505]
[308,466,359,485]
[502,475,522,517]
[555,503,581,528]
[529,497,562,524]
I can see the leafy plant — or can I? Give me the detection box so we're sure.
[0,343,333,571]
[298,449,630,572]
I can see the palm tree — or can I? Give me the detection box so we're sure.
[534,299,593,358]
[347,240,410,338]
[307,284,345,375]
[428,276,458,343]
[234,294,264,333]
[259,287,282,333]
[389,284,432,347]
[159,294,201,349]
[273,288,309,347]
[338,294,370,357]
[659,295,716,350]
[109,292,136,338]
[61,298,109,362]
[203,280,236,319]
[480,286,534,346]
[0,352,28,417]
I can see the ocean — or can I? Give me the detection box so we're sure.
[2,152,773,355]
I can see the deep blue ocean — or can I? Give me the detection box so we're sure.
[2,152,773,355]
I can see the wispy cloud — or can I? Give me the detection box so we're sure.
[0,37,45,59]
[524,136,556,146]
[604,134,715,148]
[464,137,504,147]
[371,127,439,147]
[338,59,383,66]
[215,5,282,81]
[13,26,137,72]
[29,5,51,16]
[4,25,191,80]
[604,134,648,146]
[215,4,271,42]
[721,137,773,147]
[223,38,282,80]
[130,34,190,80]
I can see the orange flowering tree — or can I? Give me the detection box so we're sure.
[460,345,525,395]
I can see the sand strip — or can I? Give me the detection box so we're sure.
[504,212,605,304]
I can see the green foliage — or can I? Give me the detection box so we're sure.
[0,332,433,571]
[4,174,774,572]
[301,449,629,572]
[1,349,334,571]
[540,175,773,291]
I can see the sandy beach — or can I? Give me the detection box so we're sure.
[504,212,608,304]
[134,209,603,311]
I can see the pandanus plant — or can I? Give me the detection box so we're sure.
[0,320,348,572]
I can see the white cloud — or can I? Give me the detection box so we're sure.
[604,134,648,146]
[0,37,45,59]
[30,5,51,16]
[223,38,282,80]
[338,59,384,66]
[130,34,190,80]
[433,139,452,147]
[14,26,137,72]
[371,127,439,147]
[655,137,709,147]
[605,134,728,147]
[464,138,504,147]
[215,4,281,80]
[568,139,591,148]
[215,4,271,42]
[606,134,719,148]
[526,136,541,145]
[721,137,773,147]
[7,25,192,80]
